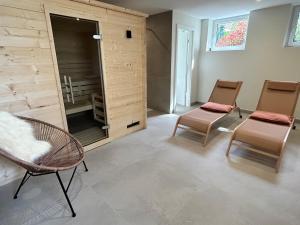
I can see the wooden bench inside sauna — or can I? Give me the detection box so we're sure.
[61,77,104,120]
[51,14,108,146]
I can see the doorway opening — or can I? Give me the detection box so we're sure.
[50,14,108,146]
[174,26,193,113]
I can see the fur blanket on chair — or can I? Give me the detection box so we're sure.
[0,112,51,162]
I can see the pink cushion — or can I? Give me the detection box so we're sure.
[200,102,234,113]
[250,111,292,126]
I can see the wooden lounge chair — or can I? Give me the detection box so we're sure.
[0,116,88,217]
[173,80,243,146]
[226,80,300,172]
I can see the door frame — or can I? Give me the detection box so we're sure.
[173,24,194,111]
[44,3,111,149]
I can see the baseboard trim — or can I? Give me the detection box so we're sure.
[191,101,200,106]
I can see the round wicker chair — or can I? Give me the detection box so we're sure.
[0,116,88,217]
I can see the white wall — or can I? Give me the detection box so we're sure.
[171,11,201,112]
[198,4,300,118]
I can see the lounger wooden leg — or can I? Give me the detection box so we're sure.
[226,138,234,156]
[172,118,180,136]
[203,134,209,146]
[203,127,212,146]
[13,171,30,199]
[275,151,284,173]
[56,172,76,217]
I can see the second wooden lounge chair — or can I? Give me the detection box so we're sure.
[173,80,243,146]
[226,80,300,172]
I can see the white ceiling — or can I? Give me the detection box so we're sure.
[100,0,300,18]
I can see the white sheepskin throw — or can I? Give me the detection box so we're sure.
[0,111,51,162]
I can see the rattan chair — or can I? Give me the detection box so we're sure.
[0,116,88,217]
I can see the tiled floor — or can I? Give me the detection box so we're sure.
[0,111,300,225]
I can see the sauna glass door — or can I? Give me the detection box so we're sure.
[50,14,108,146]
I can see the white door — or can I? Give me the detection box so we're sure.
[175,27,193,107]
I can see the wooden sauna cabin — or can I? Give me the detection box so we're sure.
[0,0,147,151]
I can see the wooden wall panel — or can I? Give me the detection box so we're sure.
[0,0,147,186]
[0,0,43,12]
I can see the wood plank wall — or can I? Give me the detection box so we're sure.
[0,0,147,185]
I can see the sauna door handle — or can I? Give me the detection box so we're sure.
[63,75,70,103]
[68,76,75,104]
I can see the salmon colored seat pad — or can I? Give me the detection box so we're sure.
[200,102,234,113]
[250,110,292,126]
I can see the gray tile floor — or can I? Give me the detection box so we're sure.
[1,111,300,225]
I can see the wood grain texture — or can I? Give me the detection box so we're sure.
[0,0,147,185]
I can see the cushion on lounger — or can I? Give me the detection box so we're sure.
[200,102,233,113]
[250,111,292,126]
